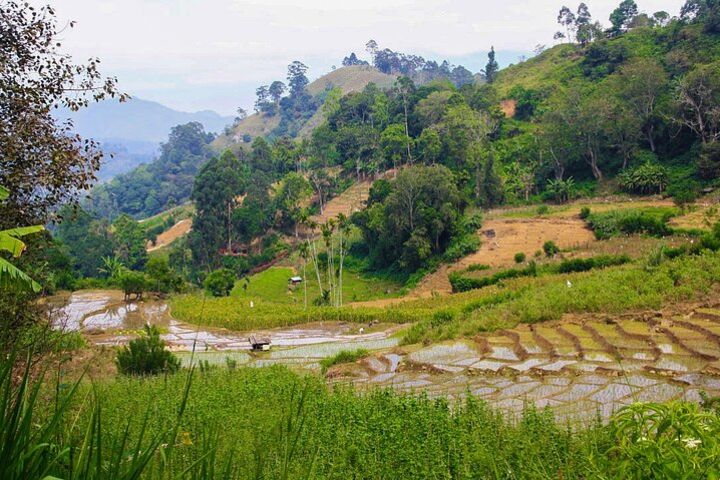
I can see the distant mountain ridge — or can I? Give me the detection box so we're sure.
[58,97,234,181]
[59,97,234,143]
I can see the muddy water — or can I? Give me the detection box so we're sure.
[49,289,401,360]
[49,290,720,422]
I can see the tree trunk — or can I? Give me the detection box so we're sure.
[646,124,656,153]
[587,149,603,180]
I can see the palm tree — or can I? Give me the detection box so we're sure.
[298,242,309,310]
[0,186,44,292]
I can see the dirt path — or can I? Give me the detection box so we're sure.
[147,219,192,252]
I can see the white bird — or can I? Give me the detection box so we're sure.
[359,327,365,334]
[566,280,573,288]
[250,301,254,308]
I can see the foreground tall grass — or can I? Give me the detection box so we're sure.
[5,353,720,479]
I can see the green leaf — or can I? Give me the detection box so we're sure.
[0,185,8,201]
[0,257,41,292]
[0,225,45,238]
[0,225,43,256]
[0,234,26,257]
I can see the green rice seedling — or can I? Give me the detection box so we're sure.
[320,349,369,373]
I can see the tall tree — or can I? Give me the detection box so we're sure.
[476,150,504,207]
[575,3,598,46]
[616,58,668,152]
[287,61,309,97]
[255,85,269,112]
[0,1,124,228]
[112,214,148,270]
[674,62,720,145]
[557,6,577,42]
[609,0,639,36]
[484,47,499,83]
[268,81,286,102]
[55,206,114,277]
[190,151,248,269]
[393,77,416,163]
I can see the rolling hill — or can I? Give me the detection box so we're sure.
[213,65,397,150]
[59,98,234,181]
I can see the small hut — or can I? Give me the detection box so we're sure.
[249,335,271,351]
[289,276,303,286]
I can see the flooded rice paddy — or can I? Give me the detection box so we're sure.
[50,290,720,421]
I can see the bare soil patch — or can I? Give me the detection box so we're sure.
[147,218,192,252]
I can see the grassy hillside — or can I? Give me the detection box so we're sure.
[214,65,397,149]
[496,23,720,97]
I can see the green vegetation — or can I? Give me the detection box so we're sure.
[141,203,194,245]
[586,207,677,239]
[352,165,467,271]
[543,240,560,256]
[408,249,720,344]
[116,325,180,376]
[0,186,43,293]
[89,122,216,219]
[449,254,631,293]
[172,265,403,330]
[3,353,719,479]
[319,348,369,373]
[5,2,720,477]
[203,268,236,297]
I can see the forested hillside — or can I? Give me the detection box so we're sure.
[68,0,720,286]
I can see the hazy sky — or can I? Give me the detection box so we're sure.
[46,0,686,115]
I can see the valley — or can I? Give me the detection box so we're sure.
[4,0,720,477]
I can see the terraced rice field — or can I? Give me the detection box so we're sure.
[335,307,720,421]
[50,290,720,421]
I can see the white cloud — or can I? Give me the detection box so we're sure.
[43,0,686,114]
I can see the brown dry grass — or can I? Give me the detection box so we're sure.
[147,219,192,252]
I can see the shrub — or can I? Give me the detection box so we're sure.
[543,241,559,257]
[609,402,720,478]
[203,268,236,297]
[618,161,669,194]
[579,206,591,219]
[449,262,537,293]
[466,263,490,272]
[462,212,484,232]
[557,254,631,273]
[116,325,180,375]
[586,209,675,240]
[514,252,526,263]
[443,234,480,262]
[431,310,455,327]
[118,270,150,300]
[146,256,182,293]
[536,205,550,215]
[545,177,575,203]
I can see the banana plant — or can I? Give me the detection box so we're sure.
[0,186,44,292]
